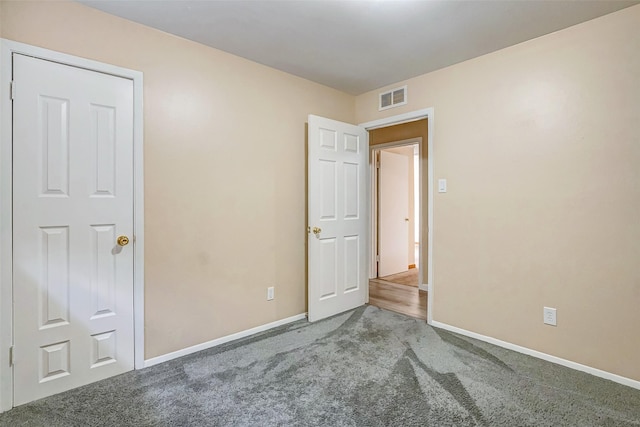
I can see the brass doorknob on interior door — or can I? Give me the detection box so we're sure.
[117,235,130,246]
[312,227,322,235]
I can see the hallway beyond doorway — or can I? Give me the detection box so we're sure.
[379,268,419,287]
[368,276,426,320]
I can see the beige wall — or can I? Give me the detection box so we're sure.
[358,5,640,381]
[1,1,355,358]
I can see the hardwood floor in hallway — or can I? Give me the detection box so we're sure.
[368,277,427,320]
[379,268,419,287]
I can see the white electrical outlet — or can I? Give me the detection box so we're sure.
[543,307,557,326]
[267,287,275,301]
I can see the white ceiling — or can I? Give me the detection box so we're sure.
[80,0,638,95]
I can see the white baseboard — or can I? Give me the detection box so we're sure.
[431,321,640,391]
[419,283,430,292]
[144,313,307,368]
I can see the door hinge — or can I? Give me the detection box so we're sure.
[9,346,14,367]
[376,255,380,262]
[10,81,15,100]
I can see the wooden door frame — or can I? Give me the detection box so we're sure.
[0,40,145,412]
[370,137,422,284]
[360,109,434,325]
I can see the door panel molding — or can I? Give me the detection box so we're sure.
[0,39,144,412]
[308,115,369,322]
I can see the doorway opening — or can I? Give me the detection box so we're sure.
[367,120,428,320]
[307,109,433,325]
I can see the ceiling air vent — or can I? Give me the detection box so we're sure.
[379,85,407,111]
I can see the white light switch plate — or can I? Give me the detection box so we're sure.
[438,179,447,193]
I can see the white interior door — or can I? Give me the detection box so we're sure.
[378,150,409,277]
[12,54,135,405]
[308,115,368,322]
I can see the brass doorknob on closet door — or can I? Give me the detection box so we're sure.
[117,235,130,246]
[312,227,322,235]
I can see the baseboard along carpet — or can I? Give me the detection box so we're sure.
[1,306,639,426]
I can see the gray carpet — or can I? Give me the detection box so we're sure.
[1,306,639,426]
